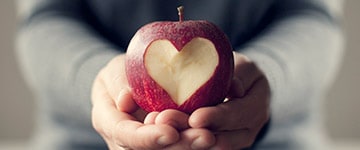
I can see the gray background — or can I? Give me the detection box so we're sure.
[0,0,359,145]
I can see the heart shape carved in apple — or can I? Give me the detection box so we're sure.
[145,37,219,105]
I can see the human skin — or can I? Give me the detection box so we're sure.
[91,52,270,150]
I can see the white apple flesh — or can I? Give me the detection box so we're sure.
[145,37,219,105]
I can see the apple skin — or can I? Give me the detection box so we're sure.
[125,20,234,114]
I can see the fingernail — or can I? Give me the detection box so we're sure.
[191,137,210,150]
[157,136,173,146]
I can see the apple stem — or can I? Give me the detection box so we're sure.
[177,6,184,22]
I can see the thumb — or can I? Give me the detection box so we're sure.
[115,88,138,113]
[228,77,246,98]
[229,53,263,98]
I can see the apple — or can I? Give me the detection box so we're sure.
[125,6,234,114]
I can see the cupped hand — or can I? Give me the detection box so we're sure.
[91,54,180,150]
[189,52,271,149]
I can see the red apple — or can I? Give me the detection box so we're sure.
[125,6,234,114]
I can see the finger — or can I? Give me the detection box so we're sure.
[211,129,256,150]
[93,95,179,149]
[229,53,263,98]
[189,77,270,131]
[99,55,137,112]
[92,79,179,149]
[115,87,139,113]
[164,128,216,150]
[189,103,234,130]
[91,78,136,140]
[189,97,252,130]
[131,107,148,122]
[114,121,180,150]
[155,109,190,131]
[144,112,160,124]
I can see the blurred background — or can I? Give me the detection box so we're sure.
[0,0,359,149]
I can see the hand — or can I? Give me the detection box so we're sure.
[91,54,180,150]
[189,52,270,149]
[91,54,216,150]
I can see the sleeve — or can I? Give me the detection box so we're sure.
[238,0,344,144]
[16,0,121,126]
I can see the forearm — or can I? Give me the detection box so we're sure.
[16,0,120,125]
